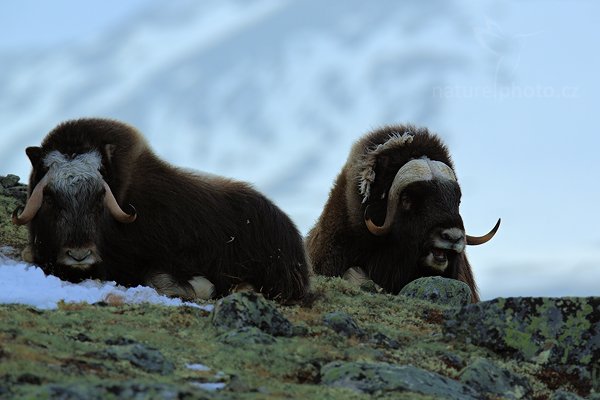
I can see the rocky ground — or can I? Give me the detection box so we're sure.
[0,175,599,399]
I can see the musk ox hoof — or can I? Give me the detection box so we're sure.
[230,282,256,294]
[188,276,215,299]
[146,273,214,300]
[342,267,383,293]
[399,276,472,307]
[21,245,34,263]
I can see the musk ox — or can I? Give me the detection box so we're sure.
[13,118,310,303]
[305,125,500,302]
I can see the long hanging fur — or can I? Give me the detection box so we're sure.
[306,124,480,302]
[25,118,310,303]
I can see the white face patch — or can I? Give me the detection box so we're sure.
[43,150,104,197]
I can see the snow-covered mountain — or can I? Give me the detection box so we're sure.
[3,1,600,301]
[0,0,500,232]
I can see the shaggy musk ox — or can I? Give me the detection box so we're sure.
[306,125,500,302]
[13,118,310,302]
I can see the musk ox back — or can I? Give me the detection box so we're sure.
[14,118,310,303]
[306,125,500,302]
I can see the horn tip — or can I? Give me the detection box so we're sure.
[124,204,137,223]
[11,207,24,226]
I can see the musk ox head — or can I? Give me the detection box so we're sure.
[350,128,499,282]
[12,146,136,272]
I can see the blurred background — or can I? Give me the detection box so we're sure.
[1,0,598,299]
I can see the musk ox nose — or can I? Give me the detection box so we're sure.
[67,249,93,262]
[440,228,465,244]
[60,246,100,268]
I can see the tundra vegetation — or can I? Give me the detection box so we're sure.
[1,177,599,399]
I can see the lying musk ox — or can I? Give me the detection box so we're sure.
[306,125,500,302]
[13,118,309,302]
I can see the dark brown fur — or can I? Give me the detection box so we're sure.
[25,118,310,302]
[306,125,480,302]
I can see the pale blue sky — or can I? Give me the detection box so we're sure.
[0,1,147,50]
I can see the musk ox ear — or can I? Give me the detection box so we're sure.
[25,147,43,167]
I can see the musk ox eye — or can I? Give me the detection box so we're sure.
[400,193,412,210]
[92,189,105,210]
[42,191,55,207]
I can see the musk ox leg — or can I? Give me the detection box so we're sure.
[188,276,216,299]
[21,245,34,263]
[342,267,383,292]
[146,273,215,300]
[230,282,256,294]
[342,267,370,285]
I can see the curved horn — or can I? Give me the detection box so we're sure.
[12,174,49,226]
[364,158,444,236]
[467,218,501,245]
[103,181,137,224]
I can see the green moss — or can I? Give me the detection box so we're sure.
[0,279,595,398]
[0,193,28,250]
[504,328,538,360]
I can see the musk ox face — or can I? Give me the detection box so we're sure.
[13,149,136,273]
[363,155,500,276]
[388,179,465,273]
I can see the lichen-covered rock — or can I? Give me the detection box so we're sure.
[5,186,28,204]
[217,326,277,346]
[369,332,401,349]
[438,351,466,371]
[320,361,479,399]
[211,292,294,336]
[359,280,383,293]
[15,382,216,400]
[0,188,29,251]
[0,175,28,204]
[93,343,174,375]
[0,175,20,189]
[399,276,472,306]
[550,390,585,400]
[323,312,366,338]
[444,297,600,372]
[459,357,532,399]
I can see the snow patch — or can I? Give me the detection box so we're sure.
[191,382,226,392]
[0,256,213,311]
[186,363,212,372]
